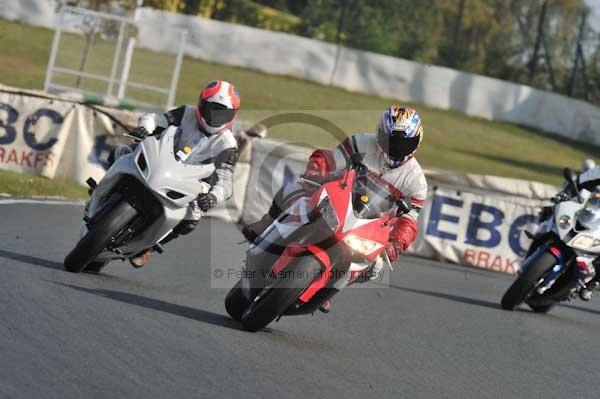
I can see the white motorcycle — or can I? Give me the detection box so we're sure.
[501,168,600,312]
[64,126,215,273]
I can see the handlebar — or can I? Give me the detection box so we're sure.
[396,199,411,217]
[298,177,321,187]
[122,131,159,142]
[551,192,571,204]
[563,167,583,203]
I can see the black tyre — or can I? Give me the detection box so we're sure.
[64,200,137,273]
[501,251,557,311]
[240,256,321,332]
[525,264,577,314]
[529,303,556,313]
[225,280,251,322]
[83,261,109,274]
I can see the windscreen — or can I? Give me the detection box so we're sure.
[352,170,396,219]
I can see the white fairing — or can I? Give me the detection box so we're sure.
[84,126,215,260]
[553,190,600,256]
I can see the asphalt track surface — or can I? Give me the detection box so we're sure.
[1,201,600,399]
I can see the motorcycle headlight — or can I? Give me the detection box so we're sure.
[571,235,600,250]
[558,215,571,229]
[317,197,339,232]
[342,234,383,255]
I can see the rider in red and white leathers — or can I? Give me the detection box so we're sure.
[243,106,428,310]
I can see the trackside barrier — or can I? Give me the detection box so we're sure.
[241,139,559,275]
[0,84,259,223]
[0,85,128,184]
[0,84,561,270]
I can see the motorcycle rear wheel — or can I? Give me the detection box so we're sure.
[240,256,321,332]
[64,200,137,273]
[501,250,557,311]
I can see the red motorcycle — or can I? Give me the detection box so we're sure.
[226,156,410,331]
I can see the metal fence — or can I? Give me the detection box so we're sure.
[44,6,187,110]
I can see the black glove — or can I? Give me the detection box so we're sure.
[197,193,217,212]
[131,126,149,140]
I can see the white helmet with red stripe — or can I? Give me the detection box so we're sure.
[196,80,241,134]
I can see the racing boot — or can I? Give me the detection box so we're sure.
[242,214,274,244]
[579,280,599,301]
[130,249,153,268]
[580,258,600,301]
[319,299,332,314]
[579,287,594,301]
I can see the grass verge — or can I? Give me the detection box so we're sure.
[0,17,599,191]
[0,169,87,199]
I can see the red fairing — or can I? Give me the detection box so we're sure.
[298,245,332,303]
[388,216,418,253]
[270,244,331,304]
[271,245,306,275]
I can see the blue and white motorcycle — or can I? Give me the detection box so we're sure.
[501,168,600,313]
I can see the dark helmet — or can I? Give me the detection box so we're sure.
[376,106,423,168]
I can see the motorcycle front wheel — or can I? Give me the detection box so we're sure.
[240,255,321,332]
[64,200,137,273]
[225,280,251,322]
[528,303,556,313]
[501,250,557,311]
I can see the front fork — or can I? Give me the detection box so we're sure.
[520,245,565,295]
[526,245,596,296]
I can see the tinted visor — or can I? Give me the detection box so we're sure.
[377,129,420,160]
[200,100,236,127]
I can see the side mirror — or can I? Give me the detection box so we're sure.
[396,200,411,216]
[563,167,577,183]
[350,153,364,168]
[563,167,583,202]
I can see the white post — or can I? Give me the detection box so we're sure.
[44,5,66,93]
[107,19,126,97]
[117,0,143,100]
[166,30,187,110]
[117,38,135,99]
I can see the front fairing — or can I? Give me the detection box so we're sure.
[551,190,600,256]
[553,199,584,240]
[318,170,393,262]
[252,169,393,265]
[137,127,215,207]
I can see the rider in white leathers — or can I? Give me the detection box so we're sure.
[114,80,240,266]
